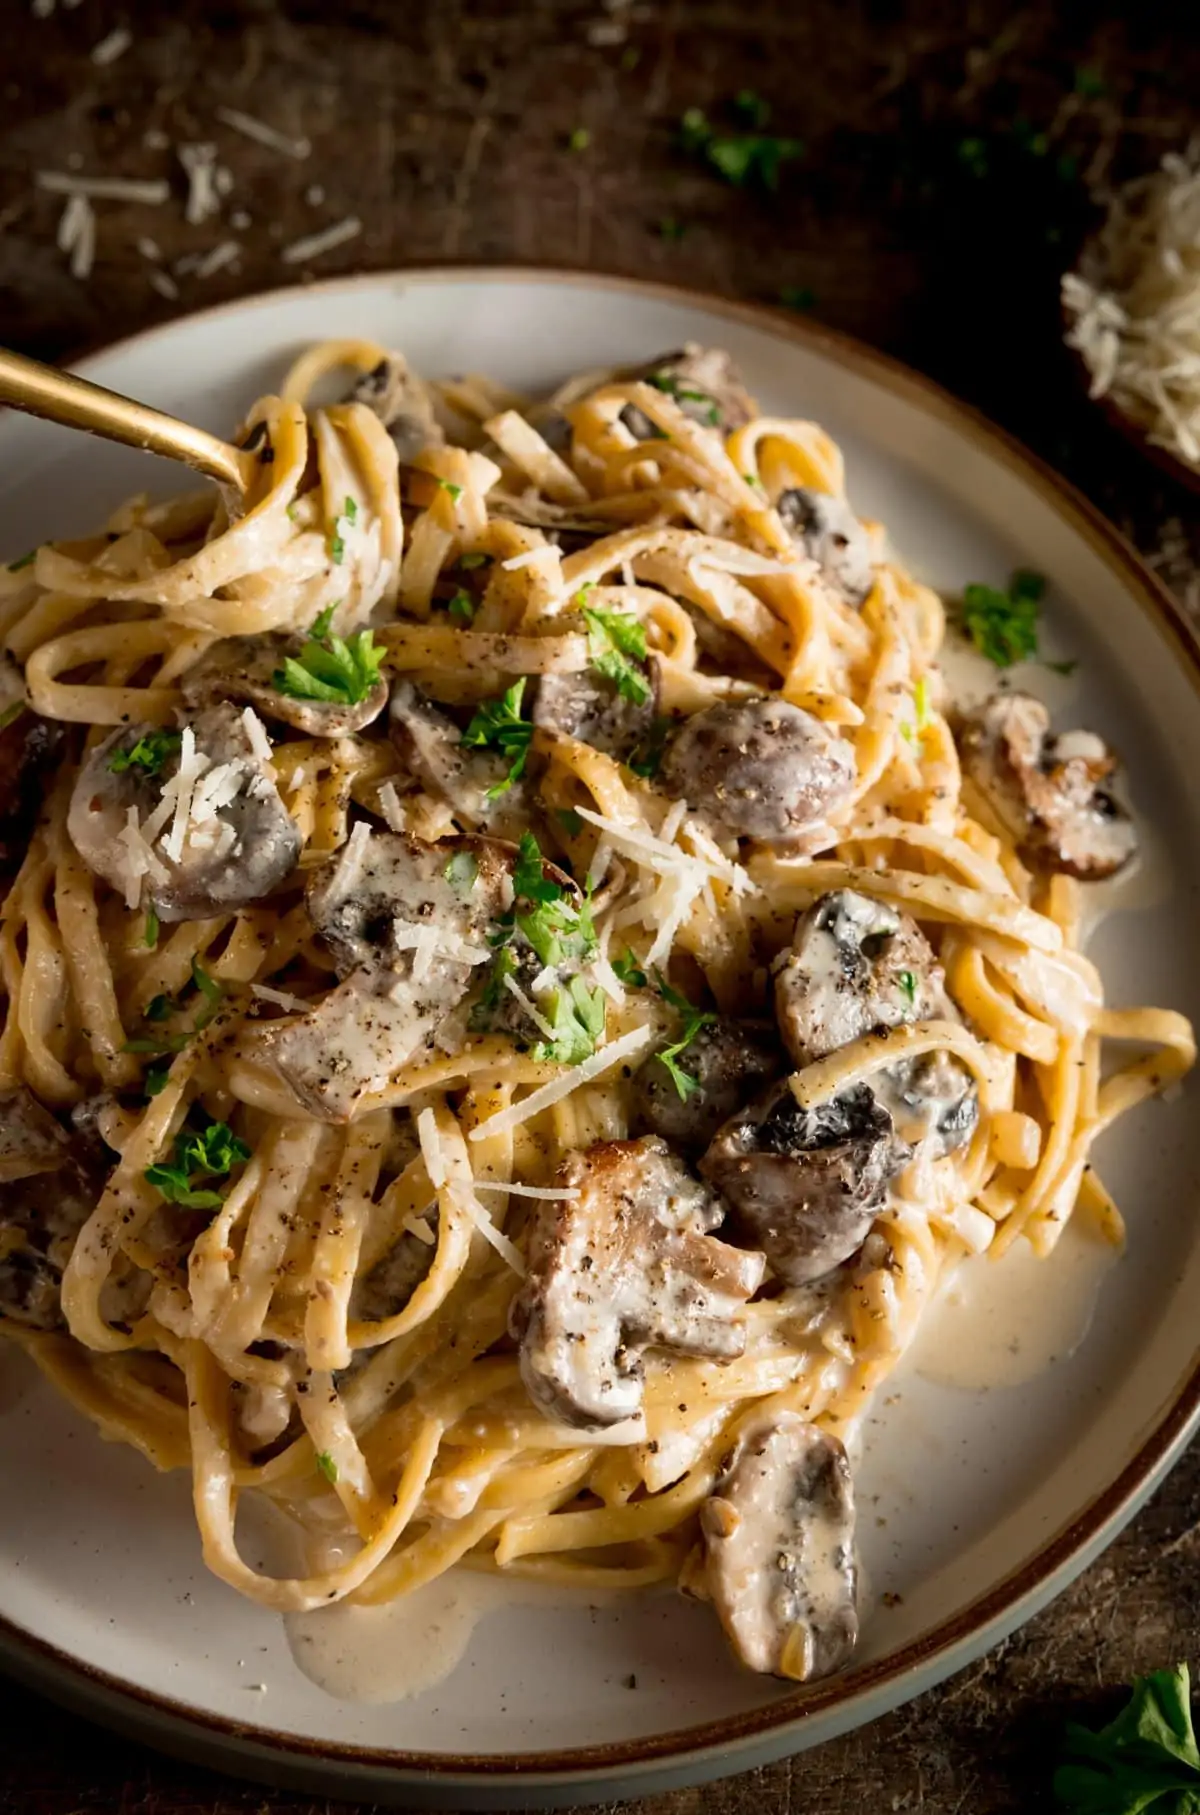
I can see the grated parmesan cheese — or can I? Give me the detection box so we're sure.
[90,25,131,64]
[376,780,406,833]
[390,918,490,970]
[416,1107,446,1187]
[474,1181,581,1199]
[450,1185,527,1276]
[251,983,311,1014]
[37,171,170,204]
[468,1023,655,1142]
[241,707,272,764]
[402,1212,437,1246]
[1064,144,1200,467]
[216,106,311,162]
[280,217,362,266]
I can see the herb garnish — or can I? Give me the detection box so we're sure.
[145,1115,250,1209]
[534,976,606,1064]
[7,550,36,572]
[123,962,225,1059]
[628,715,670,780]
[504,831,597,968]
[315,1451,339,1486]
[109,729,182,777]
[582,605,651,704]
[444,589,476,623]
[444,849,479,895]
[461,679,533,799]
[679,104,803,193]
[436,477,463,503]
[897,970,918,1008]
[0,700,25,733]
[556,806,585,838]
[654,972,717,1100]
[328,495,357,565]
[144,905,159,949]
[612,948,647,989]
[961,568,1045,668]
[1055,1662,1200,1812]
[646,369,720,428]
[458,551,490,570]
[274,610,384,707]
[1046,657,1079,677]
[567,126,590,153]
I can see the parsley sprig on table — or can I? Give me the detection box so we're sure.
[679,99,803,193]
[654,972,717,1100]
[582,603,651,704]
[960,568,1045,668]
[461,678,534,798]
[145,1114,251,1209]
[109,729,182,777]
[274,605,384,706]
[1055,1662,1200,1812]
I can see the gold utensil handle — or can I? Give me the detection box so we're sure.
[0,345,253,492]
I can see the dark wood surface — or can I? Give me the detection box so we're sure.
[2,1,1200,1809]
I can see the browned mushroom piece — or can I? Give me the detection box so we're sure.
[702,1412,858,1680]
[775,488,874,606]
[67,703,301,923]
[958,692,1137,881]
[773,891,978,1162]
[180,633,388,737]
[510,1136,766,1429]
[388,680,529,836]
[346,352,445,464]
[257,828,514,1121]
[0,655,65,876]
[659,698,855,846]
[700,1080,909,1285]
[0,1086,108,1331]
[618,344,757,440]
[631,1018,785,1153]
[532,654,660,764]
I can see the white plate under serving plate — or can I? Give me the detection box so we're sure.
[1,269,1199,1809]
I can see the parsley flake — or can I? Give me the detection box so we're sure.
[7,549,36,572]
[628,715,670,780]
[582,606,651,705]
[556,806,585,837]
[960,568,1045,668]
[679,105,803,193]
[444,849,479,895]
[653,971,717,1100]
[315,1450,339,1486]
[444,589,476,623]
[144,1064,171,1098]
[458,551,491,570]
[274,614,385,707]
[646,370,720,427]
[461,679,533,799]
[109,729,182,777]
[144,905,159,949]
[567,126,590,153]
[612,948,647,989]
[436,477,463,503]
[897,970,917,1008]
[145,1116,250,1209]
[533,976,606,1064]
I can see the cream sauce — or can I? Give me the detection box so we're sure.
[915,1216,1116,1392]
[285,1569,605,1705]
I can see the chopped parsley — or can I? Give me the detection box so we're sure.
[328,496,357,564]
[458,551,491,570]
[646,369,720,427]
[567,126,590,153]
[274,613,384,707]
[443,589,476,624]
[0,700,25,733]
[654,972,717,1100]
[436,477,463,503]
[1045,657,1079,677]
[733,89,771,129]
[315,1451,339,1486]
[960,568,1045,668]
[913,674,931,731]
[679,105,803,193]
[657,215,686,241]
[612,948,647,989]
[145,993,173,1022]
[144,1064,171,1098]
[582,605,651,705]
[144,905,159,949]
[145,1116,250,1209]
[503,832,597,968]
[191,958,222,1007]
[1055,1661,1200,1812]
[124,966,225,1059]
[628,715,670,780]
[7,549,36,572]
[461,679,533,799]
[109,729,182,777]
[444,850,479,894]
[533,976,606,1064]
[556,806,585,838]
[897,970,918,1008]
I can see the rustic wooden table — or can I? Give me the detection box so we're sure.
[2,1,1200,1810]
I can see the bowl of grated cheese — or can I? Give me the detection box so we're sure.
[1063,141,1200,494]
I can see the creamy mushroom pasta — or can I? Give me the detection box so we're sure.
[0,338,1192,1685]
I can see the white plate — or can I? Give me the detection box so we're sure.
[2,269,1199,1809]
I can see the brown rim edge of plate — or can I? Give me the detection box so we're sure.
[2,262,1200,1795]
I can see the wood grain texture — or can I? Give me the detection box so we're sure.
[2,2,1200,1810]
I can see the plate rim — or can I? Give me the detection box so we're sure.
[2,260,1199,1800]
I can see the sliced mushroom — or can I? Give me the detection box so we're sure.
[776,488,874,607]
[659,698,856,845]
[257,828,513,1120]
[0,660,65,874]
[774,891,977,1161]
[510,1136,766,1429]
[700,1080,908,1285]
[389,680,528,835]
[532,656,659,763]
[702,1412,857,1680]
[68,703,301,922]
[347,352,444,464]
[180,633,388,737]
[0,1086,107,1331]
[619,345,756,440]
[959,692,1137,880]
[351,1207,439,1324]
[632,1018,785,1153]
